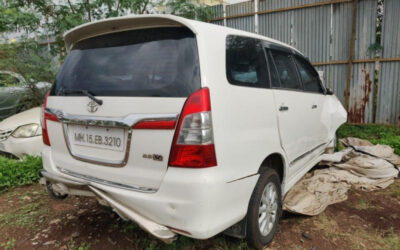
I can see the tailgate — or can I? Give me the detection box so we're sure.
[47,96,185,190]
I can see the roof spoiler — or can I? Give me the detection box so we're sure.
[63,15,196,51]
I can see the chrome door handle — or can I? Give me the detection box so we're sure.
[312,104,318,109]
[279,106,289,111]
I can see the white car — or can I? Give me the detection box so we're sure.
[39,15,347,249]
[0,107,43,158]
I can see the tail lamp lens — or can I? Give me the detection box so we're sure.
[168,88,217,168]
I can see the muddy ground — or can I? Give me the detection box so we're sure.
[0,180,399,250]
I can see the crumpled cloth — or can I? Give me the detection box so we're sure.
[283,137,399,216]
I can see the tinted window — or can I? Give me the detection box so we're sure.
[53,27,200,97]
[269,50,302,90]
[226,36,269,88]
[294,56,323,93]
[0,74,21,87]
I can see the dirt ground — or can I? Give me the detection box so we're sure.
[0,180,399,250]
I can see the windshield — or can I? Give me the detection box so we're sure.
[53,27,201,97]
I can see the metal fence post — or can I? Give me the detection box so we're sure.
[344,0,358,112]
[255,0,259,34]
[223,3,227,27]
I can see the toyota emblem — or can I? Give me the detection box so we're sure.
[87,100,99,113]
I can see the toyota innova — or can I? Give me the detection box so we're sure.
[39,14,347,249]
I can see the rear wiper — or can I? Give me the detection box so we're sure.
[58,89,103,105]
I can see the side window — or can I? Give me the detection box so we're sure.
[294,56,324,93]
[0,74,20,87]
[226,36,269,88]
[269,50,302,90]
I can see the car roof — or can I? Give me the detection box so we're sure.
[63,14,301,55]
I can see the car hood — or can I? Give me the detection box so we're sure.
[0,107,41,131]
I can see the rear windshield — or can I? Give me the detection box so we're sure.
[53,27,201,97]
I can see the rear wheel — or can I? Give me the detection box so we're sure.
[46,182,68,200]
[246,168,282,249]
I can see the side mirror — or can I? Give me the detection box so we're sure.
[326,87,334,95]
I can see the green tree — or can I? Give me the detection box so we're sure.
[1,0,213,59]
[0,38,57,108]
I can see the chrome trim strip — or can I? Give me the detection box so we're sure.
[46,108,178,128]
[290,142,327,166]
[46,108,178,167]
[57,167,157,193]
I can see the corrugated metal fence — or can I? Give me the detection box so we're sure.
[209,0,400,126]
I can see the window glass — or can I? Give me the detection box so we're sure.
[54,27,200,97]
[0,74,20,87]
[270,50,302,90]
[294,56,324,93]
[226,36,269,88]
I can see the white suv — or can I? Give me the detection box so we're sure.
[40,15,347,249]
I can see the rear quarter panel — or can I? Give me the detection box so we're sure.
[196,27,286,183]
[320,95,348,141]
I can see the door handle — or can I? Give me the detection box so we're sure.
[279,105,289,111]
[312,104,318,109]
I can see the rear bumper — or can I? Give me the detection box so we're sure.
[41,145,259,240]
[39,169,177,242]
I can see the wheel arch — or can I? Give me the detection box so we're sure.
[257,153,286,184]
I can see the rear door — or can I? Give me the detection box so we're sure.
[267,49,314,167]
[46,27,201,190]
[292,55,328,147]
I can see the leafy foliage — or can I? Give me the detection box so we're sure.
[338,124,400,155]
[0,0,213,110]
[1,0,213,60]
[0,38,56,109]
[0,0,39,33]
[0,156,43,194]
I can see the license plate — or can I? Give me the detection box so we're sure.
[69,125,125,151]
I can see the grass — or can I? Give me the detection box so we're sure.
[0,238,16,250]
[355,199,374,210]
[350,228,400,250]
[0,156,43,194]
[67,239,91,250]
[337,124,400,155]
[389,180,400,199]
[0,200,48,229]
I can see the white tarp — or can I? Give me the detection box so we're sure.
[283,138,399,216]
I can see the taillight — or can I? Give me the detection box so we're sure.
[168,88,217,168]
[42,91,59,146]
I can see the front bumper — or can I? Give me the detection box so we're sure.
[41,146,259,240]
[0,135,43,158]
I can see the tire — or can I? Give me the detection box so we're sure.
[46,182,68,200]
[246,168,282,249]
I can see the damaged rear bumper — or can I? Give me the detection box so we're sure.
[39,169,177,243]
